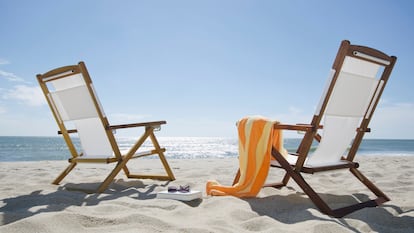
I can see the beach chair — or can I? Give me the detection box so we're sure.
[37,61,175,193]
[265,40,397,217]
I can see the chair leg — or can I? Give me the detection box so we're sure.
[125,131,175,181]
[285,168,337,216]
[281,173,291,186]
[97,129,153,193]
[269,147,389,218]
[149,132,175,180]
[97,160,129,193]
[54,128,176,193]
[263,172,290,188]
[232,169,241,185]
[350,167,390,203]
[263,149,291,188]
[53,162,77,185]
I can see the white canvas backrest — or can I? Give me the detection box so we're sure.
[325,57,380,117]
[47,72,113,157]
[307,56,382,166]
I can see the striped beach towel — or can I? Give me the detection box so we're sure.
[206,116,285,197]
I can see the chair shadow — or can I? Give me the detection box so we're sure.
[245,190,414,232]
[0,179,171,225]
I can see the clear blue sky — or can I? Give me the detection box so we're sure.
[1,0,413,139]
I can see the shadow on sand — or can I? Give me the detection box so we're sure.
[246,190,414,232]
[0,179,173,225]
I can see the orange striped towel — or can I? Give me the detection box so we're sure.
[206,116,284,197]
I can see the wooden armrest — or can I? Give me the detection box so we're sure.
[108,121,167,130]
[58,120,167,134]
[274,123,317,131]
[357,127,371,132]
[58,129,77,134]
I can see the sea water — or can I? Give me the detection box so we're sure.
[0,136,413,162]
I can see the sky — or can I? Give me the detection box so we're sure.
[1,0,413,139]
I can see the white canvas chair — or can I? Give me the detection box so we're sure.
[37,61,175,193]
[266,40,397,217]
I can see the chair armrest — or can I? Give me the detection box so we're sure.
[274,123,318,131]
[58,129,77,134]
[58,121,167,134]
[108,121,167,130]
[357,127,371,132]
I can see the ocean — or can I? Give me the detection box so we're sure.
[0,136,413,162]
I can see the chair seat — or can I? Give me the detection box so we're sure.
[270,153,354,170]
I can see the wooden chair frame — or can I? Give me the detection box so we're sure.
[234,40,396,217]
[37,62,175,193]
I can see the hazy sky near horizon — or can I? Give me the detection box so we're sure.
[1,0,413,139]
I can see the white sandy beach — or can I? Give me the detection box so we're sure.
[0,157,413,233]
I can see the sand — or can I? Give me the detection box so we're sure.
[0,156,413,232]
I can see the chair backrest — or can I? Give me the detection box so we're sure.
[306,41,396,166]
[37,62,118,158]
